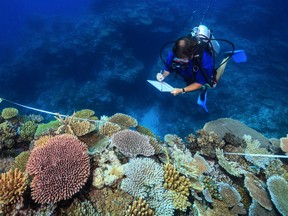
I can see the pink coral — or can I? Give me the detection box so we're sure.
[111,130,155,158]
[26,134,90,204]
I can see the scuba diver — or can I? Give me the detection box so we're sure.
[156,25,246,112]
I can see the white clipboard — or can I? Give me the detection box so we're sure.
[147,80,174,92]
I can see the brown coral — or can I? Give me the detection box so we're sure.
[111,129,155,158]
[108,113,138,128]
[89,187,133,215]
[99,122,122,137]
[163,163,191,197]
[125,197,154,216]
[26,134,90,204]
[0,168,27,206]
[71,120,96,136]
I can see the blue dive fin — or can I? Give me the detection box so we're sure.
[225,50,247,63]
[197,91,208,112]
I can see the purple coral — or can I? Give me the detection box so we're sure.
[111,130,155,158]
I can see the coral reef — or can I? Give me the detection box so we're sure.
[74,109,98,121]
[0,168,27,212]
[98,121,121,137]
[280,134,288,154]
[26,134,90,204]
[111,129,155,158]
[266,175,288,216]
[1,107,19,120]
[108,113,138,128]
[64,199,98,216]
[12,151,30,172]
[244,173,272,210]
[18,120,38,142]
[121,157,164,198]
[125,197,155,216]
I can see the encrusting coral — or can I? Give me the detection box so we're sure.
[111,129,155,158]
[0,168,27,207]
[125,197,155,216]
[26,134,90,204]
[266,175,288,216]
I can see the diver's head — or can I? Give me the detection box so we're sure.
[172,36,199,60]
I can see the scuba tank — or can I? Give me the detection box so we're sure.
[190,25,221,55]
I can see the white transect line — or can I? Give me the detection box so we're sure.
[0,97,97,123]
[224,152,288,158]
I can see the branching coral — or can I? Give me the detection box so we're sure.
[18,120,38,142]
[244,173,272,210]
[111,129,155,158]
[267,175,288,216]
[1,108,18,120]
[89,187,133,215]
[0,168,27,206]
[0,121,17,149]
[216,148,247,177]
[108,113,138,128]
[196,129,225,158]
[98,121,121,137]
[33,135,52,149]
[26,134,90,204]
[243,135,272,168]
[12,151,30,172]
[125,197,154,216]
[121,158,164,198]
[65,199,98,216]
[70,120,96,136]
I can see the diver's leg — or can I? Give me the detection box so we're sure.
[215,57,230,82]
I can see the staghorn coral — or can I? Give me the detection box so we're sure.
[125,197,155,216]
[26,134,90,204]
[98,121,121,137]
[0,168,27,206]
[280,134,288,154]
[111,129,155,158]
[12,151,30,172]
[108,113,138,128]
[216,148,247,177]
[196,129,225,158]
[243,135,273,168]
[1,107,19,120]
[89,187,133,215]
[266,175,288,216]
[121,157,164,198]
[163,163,191,197]
[244,173,272,210]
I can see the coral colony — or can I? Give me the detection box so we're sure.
[1,108,288,215]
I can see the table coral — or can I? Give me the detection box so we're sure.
[26,134,90,204]
[267,175,288,216]
[108,113,138,128]
[99,121,121,137]
[111,129,155,158]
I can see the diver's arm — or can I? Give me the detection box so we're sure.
[171,82,202,96]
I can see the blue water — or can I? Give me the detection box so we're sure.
[0,0,287,139]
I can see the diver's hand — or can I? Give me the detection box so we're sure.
[171,88,184,96]
[156,73,165,82]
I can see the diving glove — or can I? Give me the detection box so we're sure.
[156,73,165,82]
